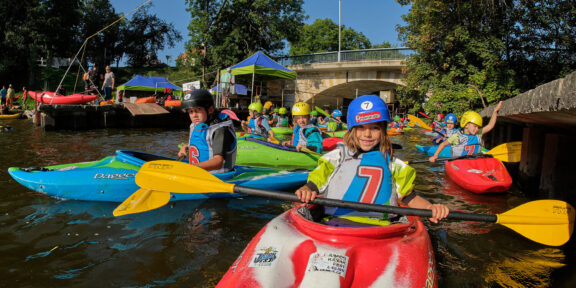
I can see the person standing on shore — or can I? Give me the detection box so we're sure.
[6,84,15,107]
[0,85,6,106]
[101,65,115,101]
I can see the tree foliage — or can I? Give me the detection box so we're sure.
[395,0,576,116]
[120,5,182,67]
[288,18,371,55]
[0,0,181,90]
[185,0,305,87]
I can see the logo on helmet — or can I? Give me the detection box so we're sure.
[355,111,381,123]
[361,101,373,110]
[293,107,301,113]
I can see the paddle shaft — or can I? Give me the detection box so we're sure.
[408,154,494,164]
[234,186,498,223]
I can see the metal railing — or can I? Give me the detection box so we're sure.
[276,48,415,66]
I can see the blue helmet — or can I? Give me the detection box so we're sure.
[445,113,458,124]
[346,95,391,130]
[332,109,343,117]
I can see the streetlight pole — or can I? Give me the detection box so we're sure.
[338,0,341,62]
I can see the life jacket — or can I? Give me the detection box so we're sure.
[83,73,89,80]
[432,127,457,144]
[450,129,483,156]
[188,118,236,173]
[291,124,320,147]
[248,116,269,138]
[324,145,395,219]
[326,117,342,132]
[276,115,289,127]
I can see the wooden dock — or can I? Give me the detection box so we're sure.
[33,103,189,130]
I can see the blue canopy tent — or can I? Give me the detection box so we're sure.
[117,75,183,96]
[226,51,297,102]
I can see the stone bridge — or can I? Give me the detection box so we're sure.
[274,48,413,107]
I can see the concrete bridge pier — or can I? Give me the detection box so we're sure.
[540,134,576,201]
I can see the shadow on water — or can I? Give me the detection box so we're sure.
[0,120,574,287]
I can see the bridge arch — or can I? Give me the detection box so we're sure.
[307,79,403,107]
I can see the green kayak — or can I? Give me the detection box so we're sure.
[271,126,293,135]
[236,138,321,170]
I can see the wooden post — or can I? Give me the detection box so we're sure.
[540,134,576,201]
[519,127,544,194]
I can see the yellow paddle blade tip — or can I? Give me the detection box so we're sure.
[113,189,171,217]
[497,200,575,246]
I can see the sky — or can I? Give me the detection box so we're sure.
[109,0,411,66]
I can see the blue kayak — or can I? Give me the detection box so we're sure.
[8,150,309,202]
[415,144,453,158]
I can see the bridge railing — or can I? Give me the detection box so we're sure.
[276,48,415,66]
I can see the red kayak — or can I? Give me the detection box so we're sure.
[217,206,437,287]
[445,157,512,193]
[28,91,98,104]
[322,137,342,152]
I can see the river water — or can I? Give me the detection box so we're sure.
[1,119,574,287]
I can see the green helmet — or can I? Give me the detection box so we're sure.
[394,115,401,122]
[273,107,280,113]
[310,110,318,116]
[278,107,288,115]
[248,102,263,113]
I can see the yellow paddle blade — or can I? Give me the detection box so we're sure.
[407,114,433,130]
[269,136,280,144]
[113,189,171,216]
[496,200,575,246]
[136,160,235,193]
[486,141,522,162]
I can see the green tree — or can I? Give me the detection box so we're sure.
[395,0,576,116]
[0,0,83,88]
[289,18,371,55]
[185,0,305,87]
[396,0,518,116]
[120,5,182,67]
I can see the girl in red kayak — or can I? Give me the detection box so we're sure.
[429,101,502,162]
[177,89,237,173]
[295,94,449,225]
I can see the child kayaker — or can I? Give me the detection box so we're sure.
[275,107,290,127]
[323,109,344,131]
[431,113,444,131]
[429,101,502,162]
[432,113,458,144]
[281,102,323,153]
[389,115,404,129]
[241,101,275,141]
[177,89,237,173]
[309,110,319,126]
[269,107,280,126]
[295,95,449,225]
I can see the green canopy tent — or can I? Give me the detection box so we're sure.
[226,51,297,103]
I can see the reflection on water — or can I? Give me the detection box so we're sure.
[0,120,573,287]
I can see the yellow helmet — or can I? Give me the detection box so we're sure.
[460,111,483,127]
[292,102,310,116]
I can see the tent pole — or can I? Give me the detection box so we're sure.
[251,72,255,103]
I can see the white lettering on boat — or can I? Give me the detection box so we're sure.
[425,250,436,288]
[306,252,349,277]
[94,173,136,180]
